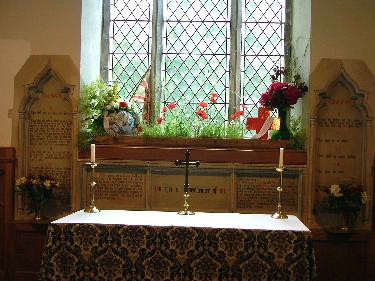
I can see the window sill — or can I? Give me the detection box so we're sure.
[79,136,307,165]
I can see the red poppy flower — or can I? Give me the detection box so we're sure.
[195,109,208,119]
[199,101,208,108]
[162,106,168,113]
[156,117,163,124]
[167,102,176,110]
[210,97,218,104]
[119,101,128,108]
[210,93,218,104]
[230,111,244,119]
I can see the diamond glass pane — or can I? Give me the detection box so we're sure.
[163,0,230,124]
[242,0,285,137]
[109,0,152,113]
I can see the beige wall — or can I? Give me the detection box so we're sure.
[311,0,375,74]
[0,0,374,146]
[0,0,81,146]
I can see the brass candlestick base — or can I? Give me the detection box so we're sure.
[84,162,100,213]
[271,166,288,219]
[178,192,195,215]
[84,205,100,213]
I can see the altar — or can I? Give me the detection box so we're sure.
[39,210,316,281]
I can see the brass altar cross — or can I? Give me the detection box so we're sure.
[175,149,200,215]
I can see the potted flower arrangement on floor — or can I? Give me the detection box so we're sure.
[324,182,367,231]
[15,175,59,220]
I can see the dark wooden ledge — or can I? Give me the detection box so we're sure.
[79,137,307,165]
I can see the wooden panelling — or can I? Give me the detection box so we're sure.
[312,229,374,281]
[0,147,15,281]
[12,223,48,281]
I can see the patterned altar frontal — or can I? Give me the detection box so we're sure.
[40,211,316,281]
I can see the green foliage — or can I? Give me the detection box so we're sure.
[78,79,140,149]
[225,121,244,139]
[141,106,244,139]
[288,116,306,150]
[197,123,225,138]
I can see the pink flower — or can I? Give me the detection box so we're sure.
[162,106,168,113]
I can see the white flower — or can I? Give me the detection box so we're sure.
[44,180,51,188]
[330,184,343,197]
[105,104,112,110]
[361,192,368,204]
[32,179,38,185]
[15,177,26,186]
[111,101,118,109]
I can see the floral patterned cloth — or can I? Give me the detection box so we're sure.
[40,224,316,281]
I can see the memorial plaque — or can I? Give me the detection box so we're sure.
[87,165,146,210]
[236,169,300,214]
[150,167,231,212]
[316,83,365,192]
[28,92,73,214]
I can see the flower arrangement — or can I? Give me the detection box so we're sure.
[15,175,59,218]
[259,67,308,140]
[324,182,367,215]
[79,79,139,148]
[142,92,245,139]
[259,67,308,110]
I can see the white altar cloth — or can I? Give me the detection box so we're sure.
[53,210,310,232]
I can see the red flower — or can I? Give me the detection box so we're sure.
[167,102,176,110]
[156,117,163,124]
[230,111,244,119]
[195,109,208,119]
[284,85,302,106]
[210,93,218,104]
[199,101,208,108]
[259,92,275,107]
[119,101,128,108]
[162,106,168,113]
[269,82,289,92]
[246,117,252,130]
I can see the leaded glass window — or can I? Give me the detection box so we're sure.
[105,0,286,135]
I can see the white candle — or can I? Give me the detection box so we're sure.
[91,144,96,163]
[279,147,284,167]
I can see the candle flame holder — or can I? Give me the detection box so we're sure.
[271,166,288,219]
[84,162,100,213]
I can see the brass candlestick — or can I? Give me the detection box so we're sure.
[178,192,195,215]
[271,166,288,219]
[84,162,100,213]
